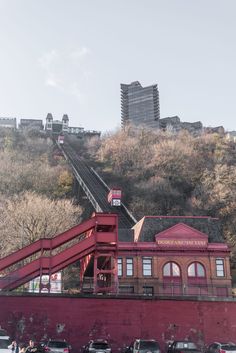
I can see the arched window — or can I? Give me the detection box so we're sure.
[163,262,181,277]
[162,262,182,295]
[188,262,205,277]
[187,262,207,295]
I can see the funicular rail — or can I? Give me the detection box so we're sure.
[59,142,136,229]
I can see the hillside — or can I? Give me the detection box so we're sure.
[1,127,236,266]
[0,129,82,258]
[79,128,236,263]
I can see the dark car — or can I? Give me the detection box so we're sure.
[0,331,8,337]
[205,343,236,353]
[167,341,201,353]
[37,342,47,353]
[0,336,11,353]
[83,339,112,353]
[126,339,160,353]
[43,340,71,353]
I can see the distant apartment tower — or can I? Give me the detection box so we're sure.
[121,81,160,128]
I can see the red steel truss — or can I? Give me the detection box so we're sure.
[0,213,118,293]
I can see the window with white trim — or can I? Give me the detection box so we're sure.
[216,258,225,277]
[126,258,133,276]
[188,262,205,277]
[163,262,181,277]
[142,257,152,276]
[118,258,122,277]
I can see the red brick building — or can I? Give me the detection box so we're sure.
[0,212,231,298]
[116,216,231,297]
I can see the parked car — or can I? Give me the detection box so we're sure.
[0,335,11,353]
[43,340,72,353]
[167,341,201,353]
[125,339,160,353]
[0,331,8,337]
[37,341,48,353]
[205,343,236,353]
[83,339,112,353]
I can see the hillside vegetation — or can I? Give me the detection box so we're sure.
[83,128,236,262]
[0,129,82,257]
[1,127,236,264]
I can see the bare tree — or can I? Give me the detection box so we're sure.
[0,192,82,257]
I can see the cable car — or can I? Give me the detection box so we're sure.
[58,135,64,144]
[107,188,122,206]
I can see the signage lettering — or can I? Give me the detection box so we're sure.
[156,239,207,247]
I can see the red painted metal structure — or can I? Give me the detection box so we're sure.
[107,188,122,207]
[0,213,118,293]
[0,213,235,351]
[58,135,65,144]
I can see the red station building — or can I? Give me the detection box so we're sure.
[0,213,234,351]
[115,215,231,297]
[79,214,232,297]
[0,213,232,297]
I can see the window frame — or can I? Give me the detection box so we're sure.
[118,285,134,294]
[143,286,154,296]
[142,257,152,277]
[126,258,133,277]
[187,262,206,278]
[216,258,225,277]
[163,262,181,277]
[118,257,123,277]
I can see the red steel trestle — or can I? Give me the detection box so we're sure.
[93,250,118,294]
[0,213,119,293]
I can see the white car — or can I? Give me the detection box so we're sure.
[126,340,160,353]
[0,336,11,353]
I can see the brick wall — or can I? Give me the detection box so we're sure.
[118,255,231,295]
[0,295,235,353]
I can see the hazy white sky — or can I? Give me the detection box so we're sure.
[0,0,236,132]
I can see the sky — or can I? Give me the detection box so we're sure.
[0,0,236,133]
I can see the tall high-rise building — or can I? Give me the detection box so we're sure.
[121,81,160,128]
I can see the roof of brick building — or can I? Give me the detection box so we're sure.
[130,216,224,243]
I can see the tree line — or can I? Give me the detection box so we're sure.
[82,127,236,263]
[1,127,236,267]
[0,129,82,258]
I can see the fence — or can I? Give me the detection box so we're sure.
[0,275,232,298]
[81,277,232,298]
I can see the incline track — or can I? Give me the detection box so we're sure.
[60,142,136,229]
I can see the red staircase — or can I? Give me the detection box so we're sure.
[0,213,118,293]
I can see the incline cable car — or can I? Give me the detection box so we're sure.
[107,188,122,207]
[58,134,64,144]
